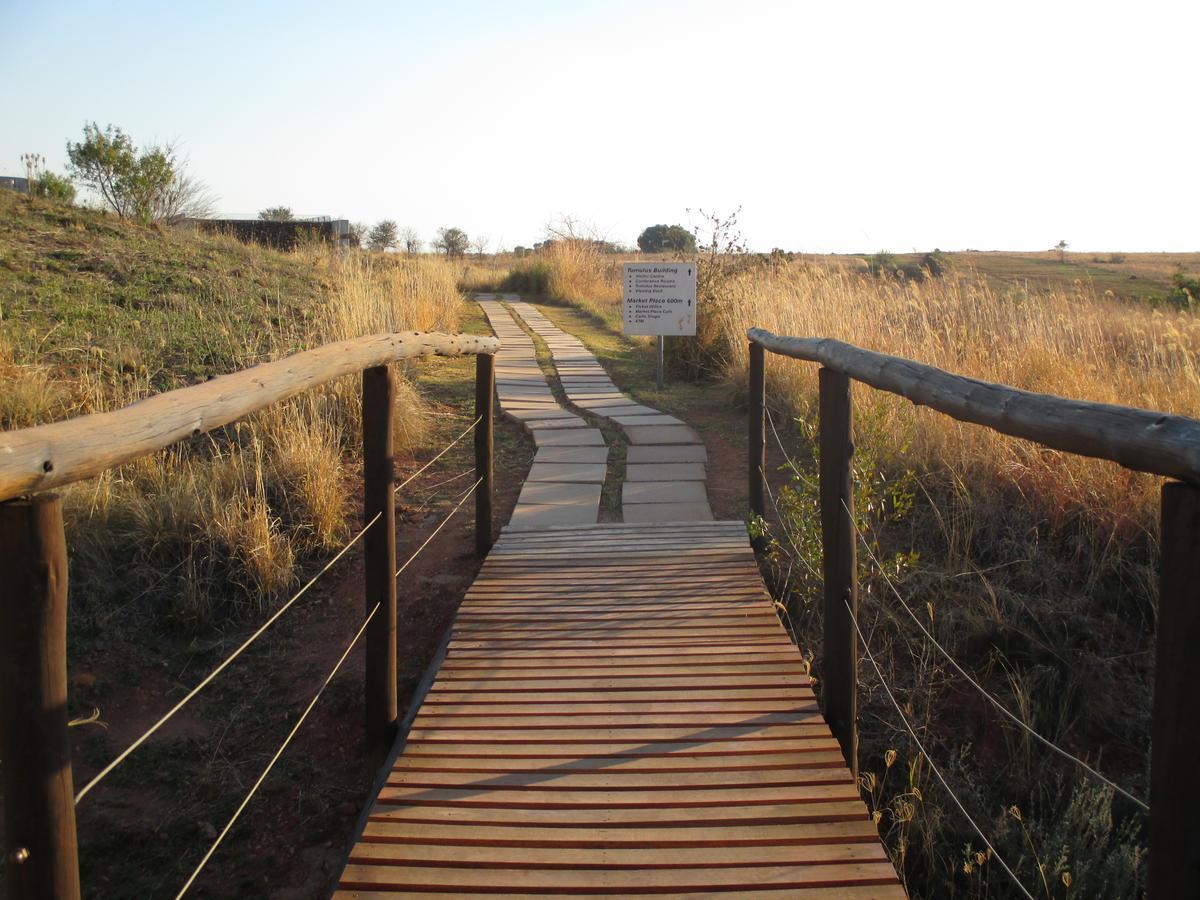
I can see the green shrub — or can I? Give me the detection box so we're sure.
[869,251,898,277]
[1166,272,1200,308]
[33,172,76,204]
[500,261,551,294]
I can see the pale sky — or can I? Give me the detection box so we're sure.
[4,0,1197,252]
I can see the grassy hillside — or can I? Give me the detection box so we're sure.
[0,190,462,628]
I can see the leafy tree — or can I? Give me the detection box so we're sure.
[259,206,293,221]
[367,220,399,252]
[1055,239,1069,263]
[66,123,214,223]
[434,226,469,258]
[636,223,697,254]
[399,226,421,254]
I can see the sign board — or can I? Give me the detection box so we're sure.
[622,262,697,336]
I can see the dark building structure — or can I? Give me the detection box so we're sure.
[194,217,352,250]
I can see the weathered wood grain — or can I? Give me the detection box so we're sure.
[748,327,1200,483]
[0,331,498,501]
[336,521,901,896]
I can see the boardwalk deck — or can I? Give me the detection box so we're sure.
[335,521,904,898]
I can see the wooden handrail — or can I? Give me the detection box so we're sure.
[748,326,1200,891]
[0,331,499,501]
[747,327,1200,485]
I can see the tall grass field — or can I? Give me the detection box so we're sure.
[495,238,1200,897]
[0,190,462,629]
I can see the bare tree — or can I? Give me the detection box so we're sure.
[470,235,491,257]
[151,168,217,224]
[544,213,609,243]
[399,226,422,254]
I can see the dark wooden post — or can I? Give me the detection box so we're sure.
[1150,481,1200,896]
[818,366,858,780]
[362,365,397,754]
[475,352,495,557]
[748,340,766,526]
[0,496,82,900]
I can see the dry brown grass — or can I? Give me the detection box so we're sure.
[2,209,463,628]
[509,246,1173,894]
[715,263,1198,545]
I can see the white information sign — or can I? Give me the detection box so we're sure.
[622,262,697,336]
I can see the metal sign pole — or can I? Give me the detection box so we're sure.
[657,335,665,390]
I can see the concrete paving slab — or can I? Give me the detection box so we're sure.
[623,481,709,504]
[622,502,714,523]
[586,404,661,417]
[533,446,610,464]
[523,417,591,430]
[572,396,630,408]
[625,425,701,445]
[526,463,607,483]
[533,428,607,447]
[611,415,684,427]
[507,408,578,421]
[625,463,706,482]
[517,481,603,507]
[626,444,708,464]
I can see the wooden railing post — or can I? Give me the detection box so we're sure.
[818,366,858,780]
[0,495,82,900]
[1150,481,1200,895]
[362,365,397,754]
[748,340,766,527]
[475,352,495,557]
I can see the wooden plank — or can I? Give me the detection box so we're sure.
[335,888,905,900]
[358,817,880,846]
[338,861,902,891]
[384,769,852,789]
[347,841,887,867]
[428,676,806,692]
[337,520,899,896]
[335,887,904,900]
[388,753,848,773]
[366,800,866,825]
[0,332,499,501]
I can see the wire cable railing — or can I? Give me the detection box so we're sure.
[754,401,1152,895]
[841,495,1150,814]
[845,594,1036,900]
[396,415,480,493]
[0,333,499,899]
[73,509,383,804]
[174,600,382,898]
[396,475,484,579]
[74,421,487,806]
[762,403,1147,812]
[174,466,485,894]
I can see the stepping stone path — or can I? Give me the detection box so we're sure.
[476,295,606,530]
[500,295,714,523]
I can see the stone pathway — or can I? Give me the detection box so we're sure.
[501,295,714,523]
[476,296,606,530]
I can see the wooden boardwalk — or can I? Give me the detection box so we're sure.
[336,521,904,898]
